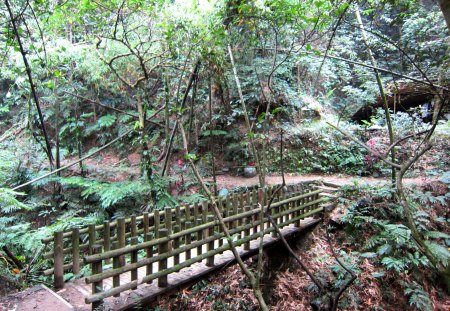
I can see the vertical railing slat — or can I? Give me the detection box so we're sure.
[158,229,169,287]
[91,245,103,311]
[54,231,64,290]
[72,228,80,275]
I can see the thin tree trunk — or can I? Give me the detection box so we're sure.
[439,0,450,32]
[5,0,54,169]
[178,123,269,311]
[227,43,265,187]
[209,79,218,196]
[355,5,396,188]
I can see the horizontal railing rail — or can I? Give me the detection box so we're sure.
[40,181,322,296]
[81,186,329,308]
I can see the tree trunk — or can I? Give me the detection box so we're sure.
[439,0,450,32]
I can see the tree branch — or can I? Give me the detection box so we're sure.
[326,122,402,169]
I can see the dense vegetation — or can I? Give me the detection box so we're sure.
[0,0,449,309]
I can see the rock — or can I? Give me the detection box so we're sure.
[218,188,229,196]
[243,166,257,178]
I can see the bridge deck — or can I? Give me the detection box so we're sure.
[57,217,321,311]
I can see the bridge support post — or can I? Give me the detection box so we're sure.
[158,229,169,287]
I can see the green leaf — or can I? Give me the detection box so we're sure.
[371,271,385,278]
[201,130,227,137]
[424,241,450,266]
[184,153,198,161]
[377,244,392,256]
[98,115,117,128]
[425,231,450,240]
[360,252,377,258]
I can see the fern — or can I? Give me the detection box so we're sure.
[178,193,207,204]
[97,114,116,128]
[402,281,432,311]
[58,177,151,209]
[424,241,450,267]
[424,231,450,240]
[381,257,408,273]
[0,188,32,213]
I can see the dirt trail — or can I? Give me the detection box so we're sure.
[209,173,434,189]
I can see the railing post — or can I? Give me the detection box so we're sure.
[91,244,103,311]
[145,233,153,282]
[117,217,126,271]
[54,231,64,290]
[130,215,137,238]
[175,206,182,229]
[173,225,180,265]
[130,237,138,290]
[193,203,199,222]
[154,210,160,238]
[158,229,169,287]
[143,212,149,237]
[202,201,208,223]
[244,205,251,250]
[111,241,120,297]
[206,216,215,267]
[164,207,172,235]
[72,228,80,275]
[232,194,238,228]
[185,221,192,260]
[103,221,110,264]
[184,204,191,228]
[195,218,203,256]
[88,224,96,255]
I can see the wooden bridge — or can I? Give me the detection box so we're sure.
[40,181,338,310]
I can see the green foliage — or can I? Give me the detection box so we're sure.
[58,176,151,209]
[268,121,368,175]
[0,188,32,214]
[341,181,450,282]
[402,281,433,311]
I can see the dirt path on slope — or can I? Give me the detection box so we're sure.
[209,173,435,189]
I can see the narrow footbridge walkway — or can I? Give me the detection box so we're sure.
[41,181,339,310]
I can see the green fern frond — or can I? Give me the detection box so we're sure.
[402,281,432,311]
[424,231,450,240]
[424,241,450,267]
[0,188,32,213]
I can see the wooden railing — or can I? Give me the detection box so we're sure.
[41,181,323,306]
